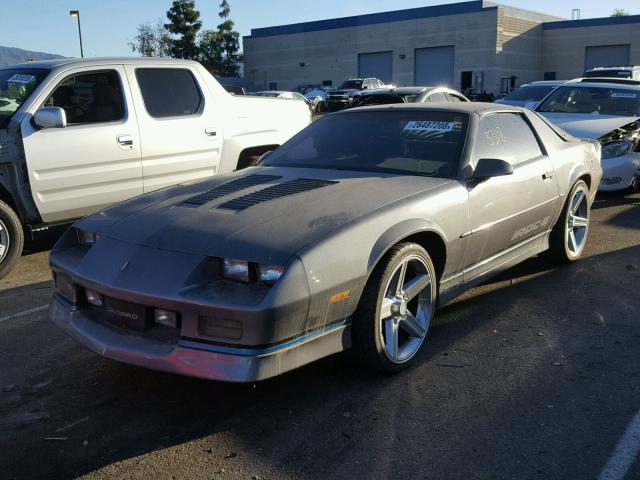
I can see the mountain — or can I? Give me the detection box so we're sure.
[0,45,65,67]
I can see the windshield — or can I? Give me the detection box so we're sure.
[584,70,631,78]
[537,85,640,116]
[340,80,363,90]
[263,111,469,178]
[0,68,47,128]
[504,85,556,102]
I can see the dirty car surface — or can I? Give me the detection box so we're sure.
[48,103,602,382]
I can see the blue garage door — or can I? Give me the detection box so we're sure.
[358,52,393,84]
[415,46,455,87]
[585,45,630,70]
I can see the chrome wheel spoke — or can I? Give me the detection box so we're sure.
[403,274,430,301]
[572,190,585,213]
[0,220,8,263]
[384,319,399,360]
[572,215,588,228]
[395,261,408,295]
[380,297,394,319]
[568,229,577,253]
[400,312,427,338]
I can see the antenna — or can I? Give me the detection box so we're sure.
[571,9,581,20]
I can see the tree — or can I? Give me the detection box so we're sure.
[129,20,172,57]
[216,0,241,76]
[198,29,224,73]
[611,8,630,16]
[165,0,202,59]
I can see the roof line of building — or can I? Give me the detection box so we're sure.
[543,13,640,30]
[245,0,496,39]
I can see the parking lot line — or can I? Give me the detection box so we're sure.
[0,304,48,323]
[598,408,640,480]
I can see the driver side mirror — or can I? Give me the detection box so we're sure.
[34,107,67,129]
[471,158,513,181]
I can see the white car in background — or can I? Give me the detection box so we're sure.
[495,80,565,108]
[304,88,330,112]
[535,78,640,191]
[253,90,309,102]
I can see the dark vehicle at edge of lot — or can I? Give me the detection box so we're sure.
[325,78,386,111]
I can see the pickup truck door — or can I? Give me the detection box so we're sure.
[124,65,222,193]
[21,65,143,223]
[462,112,559,281]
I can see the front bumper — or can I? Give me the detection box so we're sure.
[50,294,350,382]
[598,152,640,191]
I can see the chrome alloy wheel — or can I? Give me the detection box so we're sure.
[0,217,9,264]
[566,185,589,258]
[379,255,434,364]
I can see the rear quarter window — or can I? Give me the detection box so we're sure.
[135,68,202,118]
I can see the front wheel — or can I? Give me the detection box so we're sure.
[546,180,590,263]
[351,242,437,373]
[0,200,24,279]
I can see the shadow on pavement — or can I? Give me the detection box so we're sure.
[1,242,639,479]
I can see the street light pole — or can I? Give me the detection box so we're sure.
[69,10,84,58]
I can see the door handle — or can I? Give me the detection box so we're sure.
[204,128,217,137]
[117,134,133,146]
[542,171,554,181]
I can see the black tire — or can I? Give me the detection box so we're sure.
[351,242,437,374]
[0,200,24,280]
[546,180,590,263]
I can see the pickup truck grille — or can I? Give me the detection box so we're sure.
[179,174,282,208]
[216,178,338,212]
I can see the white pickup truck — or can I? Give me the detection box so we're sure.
[0,57,310,278]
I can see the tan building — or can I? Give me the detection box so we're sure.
[242,0,640,94]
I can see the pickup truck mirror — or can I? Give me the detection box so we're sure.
[472,158,513,181]
[34,107,67,129]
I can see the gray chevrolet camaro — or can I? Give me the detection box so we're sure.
[49,103,602,382]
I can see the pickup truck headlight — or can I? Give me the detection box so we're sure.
[602,140,633,159]
[76,229,98,246]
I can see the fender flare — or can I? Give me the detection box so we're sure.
[367,218,449,273]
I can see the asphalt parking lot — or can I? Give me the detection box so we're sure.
[1,190,639,480]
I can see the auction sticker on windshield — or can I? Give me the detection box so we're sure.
[7,74,37,85]
[403,121,456,132]
[611,92,637,99]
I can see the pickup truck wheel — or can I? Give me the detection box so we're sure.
[351,242,436,373]
[0,200,23,279]
[546,180,590,263]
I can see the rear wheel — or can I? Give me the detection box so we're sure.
[0,200,23,279]
[546,180,590,263]
[351,242,437,373]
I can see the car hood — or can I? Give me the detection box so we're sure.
[538,112,640,139]
[77,167,450,265]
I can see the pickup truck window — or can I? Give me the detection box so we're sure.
[0,68,48,129]
[136,68,202,118]
[43,70,124,125]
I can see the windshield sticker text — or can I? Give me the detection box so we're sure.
[7,74,36,85]
[611,92,637,99]
[403,121,456,132]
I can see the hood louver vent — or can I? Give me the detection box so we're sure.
[179,174,282,208]
[217,178,338,213]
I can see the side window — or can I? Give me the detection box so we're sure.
[43,70,124,125]
[428,92,447,102]
[135,68,202,118]
[476,113,543,165]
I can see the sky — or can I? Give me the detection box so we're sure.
[1,0,638,58]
